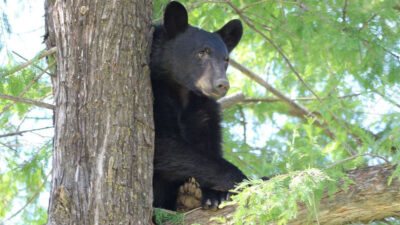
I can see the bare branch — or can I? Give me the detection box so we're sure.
[0,126,54,138]
[240,0,308,12]
[219,93,362,112]
[230,60,321,118]
[12,51,54,77]
[0,93,55,110]
[242,93,363,103]
[187,0,227,9]
[0,142,17,152]
[240,0,272,12]
[1,47,56,78]
[327,153,391,169]
[218,92,245,109]
[342,0,348,23]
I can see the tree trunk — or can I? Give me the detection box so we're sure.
[44,0,154,224]
[172,165,400,225]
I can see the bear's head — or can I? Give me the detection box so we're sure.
[160,1,242,98]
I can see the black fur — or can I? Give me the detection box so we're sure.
[151,1,246,210]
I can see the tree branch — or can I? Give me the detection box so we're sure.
[229,60,313,118]
[0,93,55,110]
[2,169,52,222]
[1,47,56,78]
[229,59,363,155]
[229,0,370,153]
[225,0,321,101]
[12,51,54,77]
[218,92,362,116]
[0,61,56,116]
[0,126,54,138]
[342,0,348,23]
[359,13,377,32]
[218,92,245,109]
[326,153,390,169]
[242,93,362,103]
[229,59,338,139]
[168,164,400,225]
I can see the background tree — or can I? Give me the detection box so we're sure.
[1,0,400,224]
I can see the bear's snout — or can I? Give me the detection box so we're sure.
[214,79,230,97]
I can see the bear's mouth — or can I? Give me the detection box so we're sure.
[200,90,226,99]
[195,80,227,99]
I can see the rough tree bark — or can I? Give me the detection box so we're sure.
[169,165,400,225]
[44,0,154,224]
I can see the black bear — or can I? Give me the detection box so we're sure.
[150,1,246,211]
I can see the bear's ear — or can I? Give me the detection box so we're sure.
[216,19,243,52]
[164,1,189,39]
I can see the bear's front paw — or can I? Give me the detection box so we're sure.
[176,177,202,212]
[201,188,229,211]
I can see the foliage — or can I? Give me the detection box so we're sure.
[153,208,185,225]
[0,54,53,224]
[218,169,332,224]
[1,0,400,224]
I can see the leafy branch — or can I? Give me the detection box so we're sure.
[0,61,56,116]
[1,168,52,223]
[1,47,56,78]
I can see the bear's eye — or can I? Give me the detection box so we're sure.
[198,47,211,58]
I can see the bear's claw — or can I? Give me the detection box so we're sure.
[176,177,202,212]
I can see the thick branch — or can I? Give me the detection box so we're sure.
[172,165,400,225]
[218,92,245,109]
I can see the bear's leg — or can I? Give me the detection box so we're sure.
[176,178,230,212]
[201,188,229,211]
[155,138,246,192]
[153,174,181,210]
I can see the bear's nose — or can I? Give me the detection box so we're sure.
[215,79,230,95]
